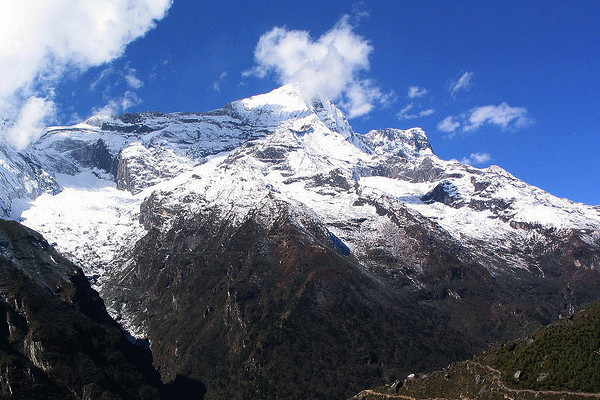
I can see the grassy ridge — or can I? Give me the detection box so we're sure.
[354,302,600,399]
[489,302,600,392]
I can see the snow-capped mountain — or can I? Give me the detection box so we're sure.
[1,84,599,398]
[9,84,599,284]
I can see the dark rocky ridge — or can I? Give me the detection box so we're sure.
[421,180,463,208]
[106,197,474,399]
[0,219,179,400]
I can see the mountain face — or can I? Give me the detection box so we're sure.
[0,84,599,398]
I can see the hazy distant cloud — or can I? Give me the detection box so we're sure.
[5,97,56,149]
[92,91,142,116]
[212,71,228,92]
[90,67,114,91]
[124,66,144,89]
[0,0,172,148]
[120,91,143,111]
[350,2,371,21]
[461,152,491,165]
[397,103,434,120]
[245,15,389,118]
[397,104,415,120]
[464,103,532,131]
[91,64,144,92]
[449,71,473,97]
[407,86,427,99]
[67,112,83,125]
[148,58,171,82]
[437,116,461,133]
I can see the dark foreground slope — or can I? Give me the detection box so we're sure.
[0,219,170,400]
[353,302,600,400]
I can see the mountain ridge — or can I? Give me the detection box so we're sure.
[0,85,598,397]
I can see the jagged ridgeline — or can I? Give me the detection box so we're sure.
[0,85,598,398]
[353,301,600,399]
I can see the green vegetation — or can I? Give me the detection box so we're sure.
[354,302,600,400]
[490,302,600,393]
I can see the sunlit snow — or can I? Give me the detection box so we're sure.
[6,85,599,337]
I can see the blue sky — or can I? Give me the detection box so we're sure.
[2,1,599,204]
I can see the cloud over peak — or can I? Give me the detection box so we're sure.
[91,91,142,117]
[437,116,461,133]
[5,97,56,149]
[246,16,388,118]
[461,152,491,165]
[397,103,434,120]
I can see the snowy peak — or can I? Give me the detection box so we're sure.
[238,84,310,114]
[310,97,354,139]
[363,127,434,158]
[229,85,312,127]
[27,84,437,193]
[224,85,436,158]
[229,84,355,138]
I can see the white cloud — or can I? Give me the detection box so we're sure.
[397,103,435,120]
[5,97,56,149]
[440,103,531,137]
[449,71,473,96]
[212,71,228,92]
[461,152,491,165]
[0,0,172,146]
[246,16,388,118]
[120,91,142,112]
[407,86,427,99]
[464,103,531,131]
[437,116,461,133]
[92,102,120,118]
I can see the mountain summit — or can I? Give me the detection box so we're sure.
[0,86,598,398]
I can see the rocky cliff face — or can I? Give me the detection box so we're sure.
[0,84,598,398]
[0,219,170,399]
